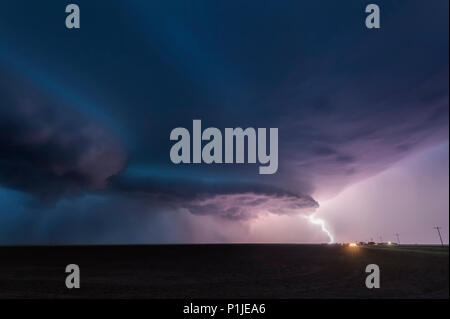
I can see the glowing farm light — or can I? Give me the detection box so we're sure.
[349,242,358,247]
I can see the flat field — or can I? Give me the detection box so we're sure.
[0,244,447,298]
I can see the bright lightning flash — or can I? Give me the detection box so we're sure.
[307,214,334,244]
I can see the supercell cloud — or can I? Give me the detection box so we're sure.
[0,0,448,243]
[0,71,127,200]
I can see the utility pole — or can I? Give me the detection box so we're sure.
[395,233,400,245]
[434,227,444,246]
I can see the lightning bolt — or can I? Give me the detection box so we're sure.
[307,214,334,244]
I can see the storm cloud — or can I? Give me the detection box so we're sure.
[109,173,318,220]
[0,71,127,200]
[0,0,448,243]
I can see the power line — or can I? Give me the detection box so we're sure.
[395,233,400,245]
[434,226,444,246]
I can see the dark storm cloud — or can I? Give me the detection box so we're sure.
[0,71,127,200]
[108,173,318,220]
[185,193,317,220]
[120,0,449,201]
[274,66,449,198]
[0,0,448,243]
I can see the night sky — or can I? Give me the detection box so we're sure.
[0,0,448,244]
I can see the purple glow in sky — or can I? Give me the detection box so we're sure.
[317,142,449,244]
[193,142,449,244]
